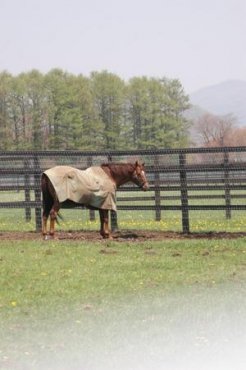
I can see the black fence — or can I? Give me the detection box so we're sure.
[1,146,246,233]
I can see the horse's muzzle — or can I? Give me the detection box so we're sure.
[142,182,149,191]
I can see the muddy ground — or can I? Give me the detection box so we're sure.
[1,229,246,241]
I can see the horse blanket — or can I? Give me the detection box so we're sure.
[44,166,117,211]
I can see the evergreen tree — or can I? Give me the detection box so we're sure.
[44,69,81,149]
[0,72,12,150]
[126,76,190,149]
[72,74,103,150]
[0,69,190,150]
[90,71,126,150]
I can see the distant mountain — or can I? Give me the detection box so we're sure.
[183,104,208,121]
[188,80,246,125]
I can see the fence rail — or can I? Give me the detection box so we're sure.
[1,146,246,233]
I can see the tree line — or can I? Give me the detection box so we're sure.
[0,69,191,151]
[193,112,245,147]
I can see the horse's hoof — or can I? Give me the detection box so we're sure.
[43,234,50,240]
[102,234,113,240]
[43,234,55,240]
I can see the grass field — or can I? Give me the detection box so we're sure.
[1,206,246,234]
[1,237,246,317]
[1,237,246,369]
[1,188,246,233]
[1,190,246,369]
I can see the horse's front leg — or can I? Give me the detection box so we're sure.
[99,209,112,239]
[42,213,48,239]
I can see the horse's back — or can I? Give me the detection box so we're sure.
[43,165,117,210]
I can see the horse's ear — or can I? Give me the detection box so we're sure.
[135,160,144,167]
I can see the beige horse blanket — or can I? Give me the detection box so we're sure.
[44,166,117,211]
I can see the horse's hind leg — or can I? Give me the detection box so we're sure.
[41,174,59,240]
[41,175,52,239]
[42,212,49,238]
[49,203,60,238]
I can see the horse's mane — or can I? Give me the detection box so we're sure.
[101,162,135,175]
[101,162,134,168]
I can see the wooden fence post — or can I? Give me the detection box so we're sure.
[24,158,31,221]
[108,154,119,231]
[154,154,161,221]
[87,156,95,221]
[33,155,42,232]
[224,151,231,219]
[111,210,119,232]
[179,153,190,233]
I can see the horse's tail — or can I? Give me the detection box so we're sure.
[41,173,55,217]
[56,212,64,224]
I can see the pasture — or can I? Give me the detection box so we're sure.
[1,184,246,234]
[1,187,246,369]
[1,237,246,315]
[1,233,246,369]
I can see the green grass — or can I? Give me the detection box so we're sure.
[1,188,246,233]
[1,206,246,233]
[1,238,246,320]
[1,238,246,369]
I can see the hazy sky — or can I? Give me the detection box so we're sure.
[0,0,246,93]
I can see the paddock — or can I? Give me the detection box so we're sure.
[1,146,246,236]
[1,229,246,242]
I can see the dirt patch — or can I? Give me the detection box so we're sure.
[0,230,246,241]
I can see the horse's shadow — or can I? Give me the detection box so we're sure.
[112,231,140,240]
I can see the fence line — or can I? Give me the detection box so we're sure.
[1,146,246,233]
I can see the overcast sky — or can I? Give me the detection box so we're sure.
[0,0,246,93]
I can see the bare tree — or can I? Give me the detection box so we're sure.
[227,127,246,146]
[195,113,237,147]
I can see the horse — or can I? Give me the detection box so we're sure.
[41,161,149,239]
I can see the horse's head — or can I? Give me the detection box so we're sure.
[132,161,149,191]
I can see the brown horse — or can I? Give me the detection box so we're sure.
[41,161,149,239]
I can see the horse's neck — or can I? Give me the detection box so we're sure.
[102,164,133,188]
